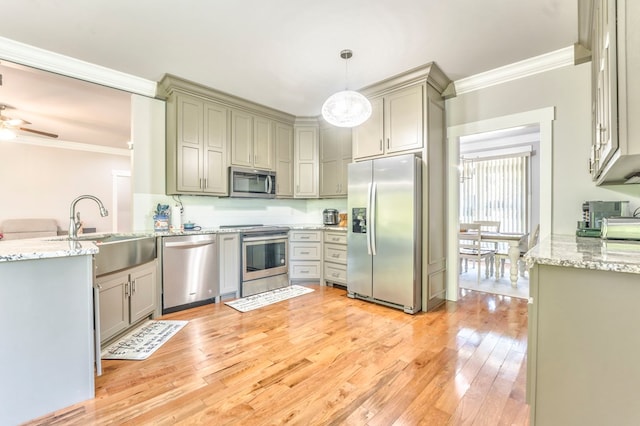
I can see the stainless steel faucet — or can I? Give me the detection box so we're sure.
[69,195,109,239]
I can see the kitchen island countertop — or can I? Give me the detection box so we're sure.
[0,238,98,262]
[525,234,640,274]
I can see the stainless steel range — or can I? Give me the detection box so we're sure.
[220,225,289,297]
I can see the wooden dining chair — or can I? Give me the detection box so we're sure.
[459,223,496,284]
[494,224,540,279]
[475,220,500,276]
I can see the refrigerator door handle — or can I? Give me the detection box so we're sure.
[366,182,373,255]
[370,181,377,256]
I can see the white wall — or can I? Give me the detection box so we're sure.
[0,140,129,233]
[447,62,640,235]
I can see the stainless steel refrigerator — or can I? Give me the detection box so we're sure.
[347,153,422,314]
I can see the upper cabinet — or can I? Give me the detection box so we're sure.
[319,123,351,197]
[353,84,424,160]
[165,92,228,195]
[157,74,296,197]
[230,111,275,170]
[589,0,640,184]
[274,121,294,197]
[294,120,319,198]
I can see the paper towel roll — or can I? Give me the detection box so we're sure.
[171,205,182,231]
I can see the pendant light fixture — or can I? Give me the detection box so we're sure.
[321,49,372,128]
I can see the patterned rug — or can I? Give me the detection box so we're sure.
[225,285,314,312]
[101,320,188,360]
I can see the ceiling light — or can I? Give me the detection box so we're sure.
[321,49,372,128]
[0,127,16,140]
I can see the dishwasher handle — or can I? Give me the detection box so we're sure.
[164,239,216,249]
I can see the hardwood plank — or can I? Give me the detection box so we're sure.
[25,286,529,425]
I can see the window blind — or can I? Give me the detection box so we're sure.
[460,155,529,234]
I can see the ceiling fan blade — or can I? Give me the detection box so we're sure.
[19,127,59,138]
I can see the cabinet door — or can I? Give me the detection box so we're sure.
[253,116,274,170]
[218,233,240,297]
[98,271,129,343]
[231,110,253,167]
[129,261,158,325]
[274,122,294,197]
[321,125,352,197]
[294,126,319,198]
[176,95,204,192]
[319,126,341,197]
[203,102,229,194]
[593,0,618,174]
[352,96,384,159]
[385,84,424,154]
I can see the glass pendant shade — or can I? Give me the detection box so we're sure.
[321,89,372,128]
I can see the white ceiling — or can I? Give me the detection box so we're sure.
[0,0,578,147]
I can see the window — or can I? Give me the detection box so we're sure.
[459,154,529,234]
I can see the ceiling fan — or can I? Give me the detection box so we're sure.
[0,103,59,139]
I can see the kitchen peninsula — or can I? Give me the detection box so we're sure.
[0,239,98,425]
[525,235,640,425]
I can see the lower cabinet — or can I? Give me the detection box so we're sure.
[289,230,322,283]
[218,232,240,299]
[97,260,158,344]
[323,230,347,286]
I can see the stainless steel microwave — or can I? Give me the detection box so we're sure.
[229,166,276,198]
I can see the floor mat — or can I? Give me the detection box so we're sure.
[101,320,188,360]
[225,285,314,312]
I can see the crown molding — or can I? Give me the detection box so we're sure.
[0,36,156,97]
[452,46,575,96]
[11,134,131,157]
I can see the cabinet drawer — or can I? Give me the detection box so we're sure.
[324,231,347,244]
[290,261,321,279]
[289,230,322,242]
[324,244,347,264]
[324,262,347,284]
[290,243,321,260]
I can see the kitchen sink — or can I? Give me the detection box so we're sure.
[73,233,146,245]
[53,233,157,276]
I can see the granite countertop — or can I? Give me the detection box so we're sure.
[0,238,99,263]
[525,234,640,274]
[0,224,347,263]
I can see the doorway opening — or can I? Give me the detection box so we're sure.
[446,107,555,301]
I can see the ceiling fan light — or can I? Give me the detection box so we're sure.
[6,118,24,126]
[0,127,16,140]
[321,90,372,128]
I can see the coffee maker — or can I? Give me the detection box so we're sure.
[577,201,629,237]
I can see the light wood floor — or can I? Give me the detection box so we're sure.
[27,285,529,425]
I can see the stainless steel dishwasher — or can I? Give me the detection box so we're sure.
[162,234,218,313]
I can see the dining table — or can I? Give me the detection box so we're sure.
[459,230,528,287]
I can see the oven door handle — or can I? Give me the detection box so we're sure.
[242,234,288,243]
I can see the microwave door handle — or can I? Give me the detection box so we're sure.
[266,175,273,194]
